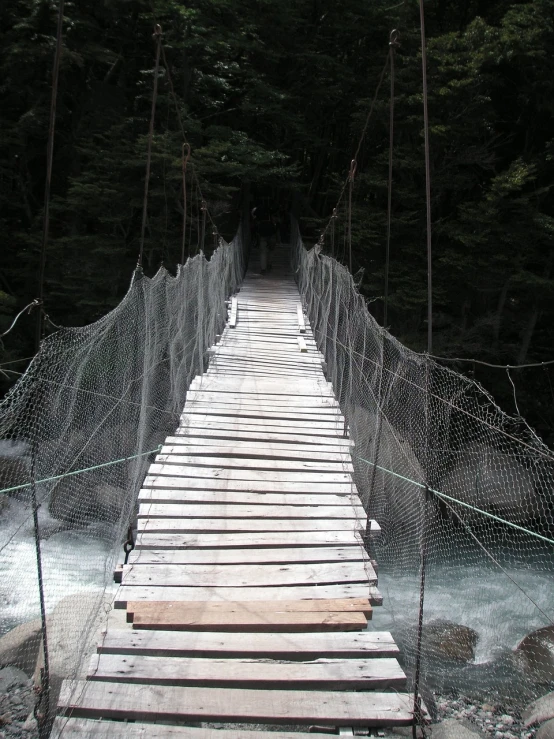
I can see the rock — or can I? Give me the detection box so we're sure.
[0,619,42,674]
[0,667,29,695]
[523,693,554,727]
[537,719,554,739]
[432,719,485,739]
[514,625,554,683]
[22,712,38,731]
[424,620,479,662]
[438,442,536,524]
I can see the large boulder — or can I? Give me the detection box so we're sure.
[423,620,479,663]
[431,719,485,739]
[515,625,554,683]
[538,719,554,739]
[0,619,42,674]
[523,692,554,727]
[438,441,536,524]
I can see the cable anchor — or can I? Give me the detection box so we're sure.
[123,524,135,565]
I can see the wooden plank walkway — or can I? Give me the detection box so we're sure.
[53,245,424,737]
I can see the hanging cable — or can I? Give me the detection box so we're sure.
[200,200,207,253]
[347,160,356,273]
[32,1,66,732]
[384,30,399,328]
[181,143,191,264]
[138,25,162,268]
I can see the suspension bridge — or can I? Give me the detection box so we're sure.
[49,242,426,736]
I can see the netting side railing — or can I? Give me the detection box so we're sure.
[292,220,554,721]
[0,227,244,729]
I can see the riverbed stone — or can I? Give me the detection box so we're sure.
[537,719,554,739]
[424,620,479,662]
[523,692,554,727]
[0,667,29,696]
[0,620,42,674]
[514,625,554,683]
[432,718,485,739]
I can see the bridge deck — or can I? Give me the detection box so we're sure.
[53,246,422,736]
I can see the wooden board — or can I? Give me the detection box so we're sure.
[171,428,351,446]
[228,296,237,327]
[142,476,357,494]
[159,444,352,463]
[58,680,423,726]
[134,530,368,550]
[138,490,362,507]
[136,518,370,534]
[154,454,352,473]
[87,655,404,689]
[51,718,331,739]
[114,583,383,609]
[97,629,398,659]
[137,503,365,520]
[297,303,306,332]
[184,405,341,418]
[120,560,376,588]
[126,597,371,617]
[147,464,351,483]
[126,547,367,567]
[188,378,332,396]
[179,417,345,435]
[129,610,368,632]
[185,391,337,407]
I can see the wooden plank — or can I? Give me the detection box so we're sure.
[88,655,404,689]
[134,530,366,550]
[58,680,423,726]
[137,503,364,520]
[183,408,342,422]
[114,584,383,609]
[129,610,368,632]
[119,561,376,587]
[51,717,332,738]
[180,415,344,432]
[142,476,357,494]
[186,391,336,407]
[147,464,351,483]
[228,296,238,327]
[298,336,308,352]
[172,428,350,446]
[161,442,352,460]
[188,378,331,395]
[138,490,361,507]
[97,629,399,659]
[177,419,346,437]
[136,518,369,534]
[154,454,352,474]
[126,547,367,566]
[126,597,372,617]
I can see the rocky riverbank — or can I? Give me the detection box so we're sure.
[0,667,37,739]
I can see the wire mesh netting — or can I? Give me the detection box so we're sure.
[0,230,244,730]
[292,220,554,726]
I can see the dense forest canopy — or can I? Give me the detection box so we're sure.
[1,0,554,443]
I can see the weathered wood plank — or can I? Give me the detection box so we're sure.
[126,547,367,566]
[136,518,370,534]
[58,681,422,726]
[137,502,364,520]
[177,422,347,440]
[184,404,341,418]
[126,597,371,616]
[129,610,368,632]
[185,391,336,407]
[51,718,331,739]
[228,296,238,327]
[88,655,404,689]
[138,489,361,507]
[160,443,352,462]
[142,476,357,494]
[56,716,323,739]
[188,378,331,395]
[114,583,383,609]
[120,561,376,587]
[134,530,367,550]
[97,629,398,659]
[172,428,350,446]
[147,464,351,483]
[155,454,352,473]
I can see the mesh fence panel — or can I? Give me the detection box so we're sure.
[292,220,554,724]
[0,229,244,728]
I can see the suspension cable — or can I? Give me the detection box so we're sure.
[138,25,162,268]
[181,143,191,264]
[384,30,399,328]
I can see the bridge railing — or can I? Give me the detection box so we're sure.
[0,227,244,728]
[292,218,554,716]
